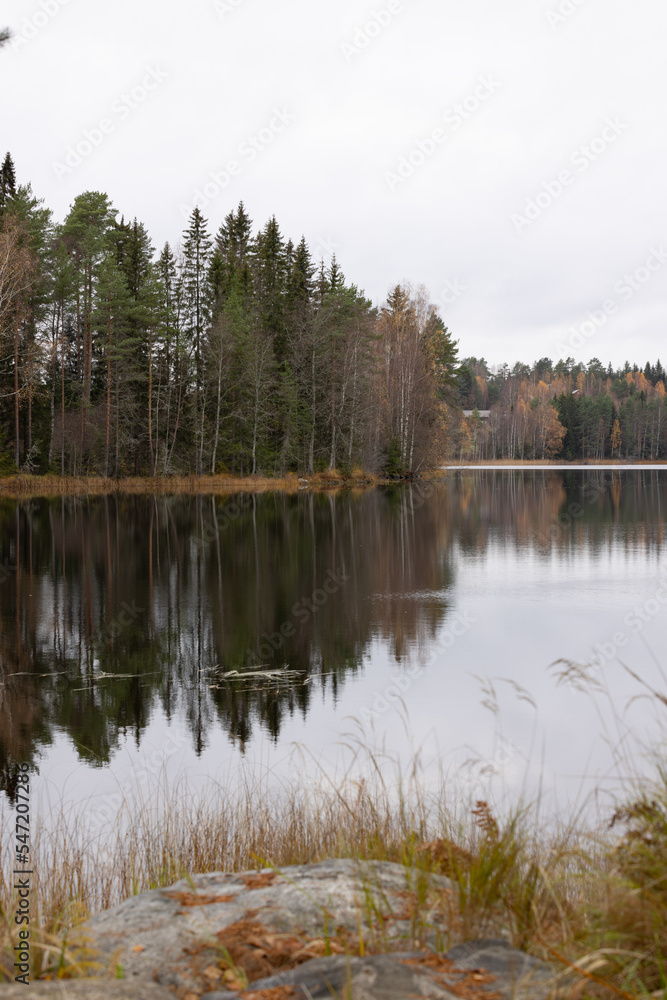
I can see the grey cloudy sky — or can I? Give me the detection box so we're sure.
[2,0,666,368]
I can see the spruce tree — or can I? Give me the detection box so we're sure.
[0,152,16,213]
[328,254,345,291]
[251,215,288,358]
[213,202,253,309]
[287,236,315,310]
[157,243,186,473]
[181,208,212,474]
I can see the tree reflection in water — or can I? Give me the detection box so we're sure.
[0,470,665,801]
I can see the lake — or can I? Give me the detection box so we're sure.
[2,469,667,829]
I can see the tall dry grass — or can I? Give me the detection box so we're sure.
[1,684,666,995]
[0,471,382,500]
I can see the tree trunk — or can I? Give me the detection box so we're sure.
[211,333,223,475]
[328,344,336,471]
[14,303,20,468]
[166,356,183,473]
[60,299,66,475]
[115,361,120,479]
[104,309,111,478]
[148,321,155,476]
[308,342,316,475]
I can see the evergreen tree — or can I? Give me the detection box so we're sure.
[50,234,76,473]
[181,208,212,474]
[94,254,132,476]
[156,242,186,473]
[328,254,345,291]
[534,357,552,379]
[0,153,16,214]
[213,202,253,311]
[61,191,116,469]
[251,215,288,360]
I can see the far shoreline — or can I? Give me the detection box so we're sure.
[442,459,667,470]
[0,471,384,499]
[0,460,665,499]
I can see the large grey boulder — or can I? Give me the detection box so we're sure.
[0,861,574,1000]
[74,859,457,994]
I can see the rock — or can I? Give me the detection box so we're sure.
[242,952,459,1000]
[4,862,575,1000]
[74,859,457,995]
[244,942,570,1000]
[0,943,571,1000]
[0,983,173,1000]
[444,940,573,1000]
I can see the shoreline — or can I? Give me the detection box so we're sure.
[442,461,667,470]
[0,461,666,498]
[0,471,387,499]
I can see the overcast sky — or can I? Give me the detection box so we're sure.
[2,0,666,369]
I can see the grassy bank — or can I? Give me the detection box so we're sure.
[0,470,385,499]
[1,732,666,997]
[1,462,664,499]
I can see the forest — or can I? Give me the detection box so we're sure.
[456,356,667,461]
[0,153,458,478]
[1,150,665,474]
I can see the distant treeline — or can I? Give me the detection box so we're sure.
[2,150,664,474]
[456,357,667,460]
[0,153,459,478]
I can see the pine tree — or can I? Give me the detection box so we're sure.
[95,255,131,476]
[62,191,116,469]
[50,235,75,474]
[135,264,165,475]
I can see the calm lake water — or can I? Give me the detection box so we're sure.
[2,470,667,825]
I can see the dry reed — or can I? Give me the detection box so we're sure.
[0,471,383,500]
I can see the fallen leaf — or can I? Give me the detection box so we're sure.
[164,891,238,907]
[203,965,223,982]
[241,872,278,890]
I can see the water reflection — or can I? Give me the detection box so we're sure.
[1,470,665,801]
